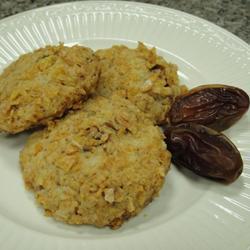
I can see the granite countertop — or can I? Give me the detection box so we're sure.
[0,0,249,43]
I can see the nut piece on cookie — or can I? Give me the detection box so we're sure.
[20,94,171,229]
[0,44,100,134]
[95,42,187,124]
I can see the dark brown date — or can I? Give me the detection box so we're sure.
[169,84,249,131]
[164,123,243,183]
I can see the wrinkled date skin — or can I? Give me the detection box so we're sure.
[164,123,243,183]
[169,84,249,131]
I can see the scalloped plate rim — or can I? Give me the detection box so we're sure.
[0,1,249,50]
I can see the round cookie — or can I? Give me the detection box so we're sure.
[0,44,99,134]
[20,94,171,229]
[95,42,187,124]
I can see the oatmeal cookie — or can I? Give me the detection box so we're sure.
[0,44,99,133]
[20,94,171,228]
[95,42,187,124]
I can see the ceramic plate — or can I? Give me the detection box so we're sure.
[0,1,249,249]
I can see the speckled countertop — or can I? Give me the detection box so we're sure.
[0,0,249,43]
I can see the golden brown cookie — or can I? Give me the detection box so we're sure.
[20,94,171,229]
[0,44,99,134]
[95,42,187,124]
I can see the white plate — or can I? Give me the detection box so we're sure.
[0,1,249,249]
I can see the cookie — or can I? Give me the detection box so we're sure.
[0,44,99,133]
[95,42,187,124]
[20,94,171,229]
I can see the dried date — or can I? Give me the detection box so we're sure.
[164,123,243,183]
[169,84,249,131]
